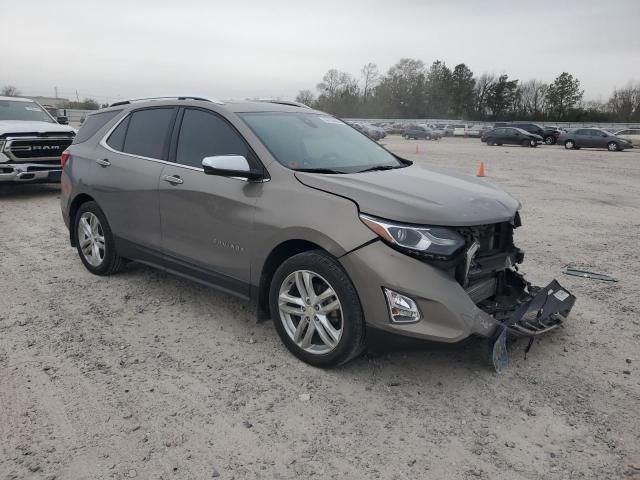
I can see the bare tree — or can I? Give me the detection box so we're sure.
[360,63,379,100]
[607,83,640,122]
[518,79,548,118]
[295,89,315,107]
[1,85,21,96]
[474,74,496,119]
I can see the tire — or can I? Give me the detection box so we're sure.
[544,135,555,145]
[74,201,126,276]
[269,250,365,367]
[486,138,495,146]
[564,140,575,149]
[521,139,530,147]
[529,138,537,147]
[607,141,619,152]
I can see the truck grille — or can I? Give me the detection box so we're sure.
[5,138,73,161]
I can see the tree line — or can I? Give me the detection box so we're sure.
[295,60,640,123]
[1,85,101,110]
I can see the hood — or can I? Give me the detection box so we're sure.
[295,164,520,226]
[0,120,75,137]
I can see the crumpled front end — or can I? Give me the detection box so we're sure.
[456,215,576,338]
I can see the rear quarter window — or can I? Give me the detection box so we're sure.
[72,110,122,144]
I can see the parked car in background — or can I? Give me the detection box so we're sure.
[506,122,561,145]
[452,124,469,137]
[0,96,76,183]
[403,124,441,140]
[429,123,454,137]
[614,128,640,147]
[558,128,632,151]
[350,122,385,141]
[481,127,542,147]
[465,125,488,138]
[60,96,575,368]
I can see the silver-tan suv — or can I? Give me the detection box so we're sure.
[60,96,575,368]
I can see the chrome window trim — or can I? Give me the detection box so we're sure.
[99,112,268,182]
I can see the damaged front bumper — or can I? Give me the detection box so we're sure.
[478,269,576,372]
[479,270,576,337]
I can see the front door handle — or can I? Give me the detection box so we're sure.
[96,158,111,167]
[163,175,184,185]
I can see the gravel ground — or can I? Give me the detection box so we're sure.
[1,137,639,480]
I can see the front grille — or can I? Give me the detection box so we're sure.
[5,138,72,160]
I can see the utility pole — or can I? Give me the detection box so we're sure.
[54,86,58,98]
[75,90,80,102]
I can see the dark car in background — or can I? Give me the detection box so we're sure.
[558,128,632,151]
[402,124,441,140]
[481,127,542,147]
[499,122,560,145]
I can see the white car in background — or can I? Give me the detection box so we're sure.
[452,124,469,136]
[614,128,640,147]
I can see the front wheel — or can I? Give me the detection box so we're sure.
[521,139,531,147]
[564,140,575,149]
[74,201,126,275]
[486,138,495,146]
[607,141,619,152]
[544,135,555,145]
[269,251,365,367]
[529,138,538,147]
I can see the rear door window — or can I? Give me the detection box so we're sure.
[122,108,176,159]
[175,108,249,169]
[72,110,122,144]
[106,116,130,151]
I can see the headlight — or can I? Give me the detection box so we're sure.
[360,214,465,259]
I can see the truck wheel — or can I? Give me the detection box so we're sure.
[269,250,365,367]
[74,201,126,276]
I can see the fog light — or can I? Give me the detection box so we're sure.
[383,288,422,323]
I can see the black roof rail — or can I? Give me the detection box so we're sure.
[254,98,311,109]
[109,96,224,107]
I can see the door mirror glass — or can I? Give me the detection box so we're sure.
[202,155,263,180]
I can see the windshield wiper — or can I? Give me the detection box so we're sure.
[295,168,347,174]
[356,164,404,173]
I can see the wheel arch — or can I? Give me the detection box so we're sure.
[68,193,97,246]
[256,239,329,321]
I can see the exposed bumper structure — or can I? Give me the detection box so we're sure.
[0,163,62,183]
[339,238,576,365]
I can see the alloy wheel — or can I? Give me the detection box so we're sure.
[607,142,618,152]
[78,212,106,267]
[278,270,343,354]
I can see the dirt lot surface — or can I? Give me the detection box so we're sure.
[1,137,639,480]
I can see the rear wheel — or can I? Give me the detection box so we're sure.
[564,140,575,149]
[269,250,365,367]
[74,201,125,276]
[607,141,619,152]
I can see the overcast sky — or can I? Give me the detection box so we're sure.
[2,0,638,103]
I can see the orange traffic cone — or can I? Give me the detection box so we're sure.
[476,161,486,177]
[415,144,420,154]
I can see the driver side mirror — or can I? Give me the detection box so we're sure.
[202,155,264,181]
[56,116,69,125]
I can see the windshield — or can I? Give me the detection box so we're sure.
[0,99,54,123]
[239,112,404,173]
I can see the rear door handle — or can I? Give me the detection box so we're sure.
[163,175,183,185]
[96,158,111,167]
